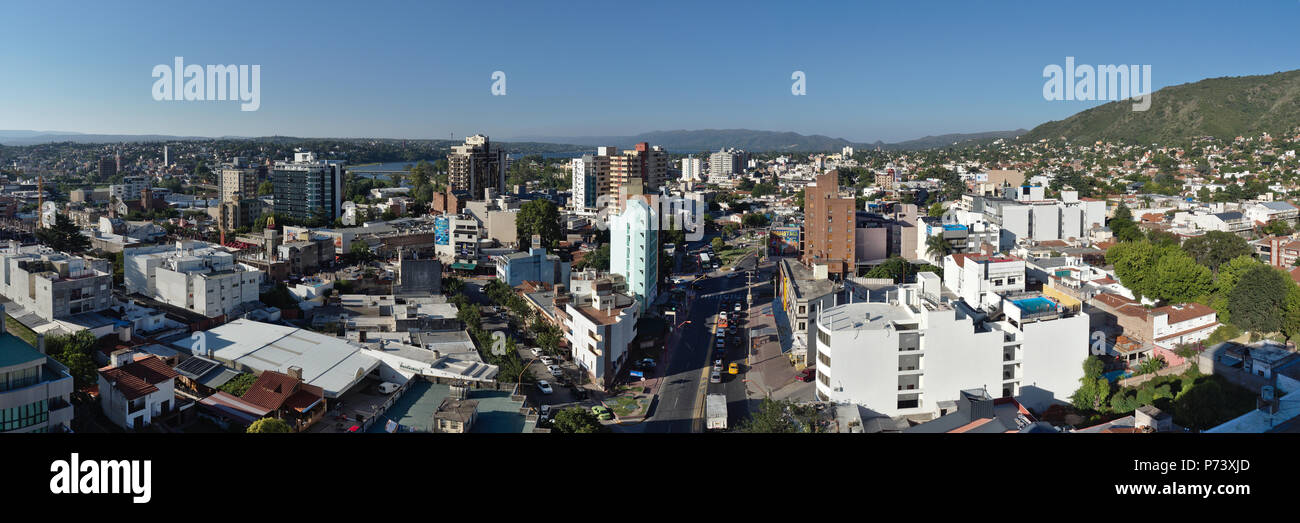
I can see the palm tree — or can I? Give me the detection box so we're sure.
[925,234,953,262]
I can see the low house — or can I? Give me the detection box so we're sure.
[237,367,326,432]
[97,350,179,430]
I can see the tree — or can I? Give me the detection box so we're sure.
[927,202,945,218]
[737,398,797,433]
[1069,357,1112,411]
[35,213,91,253]
[1150,252,1213,303]
[864,256,913,283]
[925,234,953,261]
[349,240,374,262]
[573,244,610,272]
[516,199,561,251]
[257,180,274,196]
[1108,203,1143,243]
[1263,219,1293,236]
[1174,380,1225,432]
[551,408,607,433]
[1181,231,1251,272]
[247,417,292,433]
[1145,229,1181,248]
[1229,265,1289,334]
[711,237,726,252]
[1107,240,1178,300]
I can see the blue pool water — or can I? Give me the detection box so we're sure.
[1012,297,1057,314]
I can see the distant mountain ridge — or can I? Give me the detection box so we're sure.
[511,128,1026,152]
[1020,69,1300,144]
[0,127,1027,152]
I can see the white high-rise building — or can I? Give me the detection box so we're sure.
[709,148,746,177]
[610,198,658,314]
[680,157,703,182]
[812,275,1087,417]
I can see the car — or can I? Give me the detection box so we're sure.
[715,338,725,348]
[734,303,743,312]
[591,405,613,420]
[710,371,722,383]
[530,347,543,357]
[714,358,723,368]
[537,380,554,394]
[635,357,656,369]
[571,387,588,400]
[547,364,563,376]
[377,382,400,394]
[539,404,552,420]
[728,362,740,374]
[795,368,816,382]
[539,356,555,366]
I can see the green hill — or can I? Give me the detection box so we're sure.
[1020,69,1300,144]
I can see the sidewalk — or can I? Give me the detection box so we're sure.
[742,266,797,398]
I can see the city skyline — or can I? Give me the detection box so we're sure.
[3,1,1300,142]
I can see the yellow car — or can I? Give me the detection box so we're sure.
[728,362,740,375]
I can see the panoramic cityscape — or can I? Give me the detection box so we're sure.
[4,0,1299,507]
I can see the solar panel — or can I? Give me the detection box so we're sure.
[175,356,218,378]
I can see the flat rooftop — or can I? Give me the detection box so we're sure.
[817,302,917,333]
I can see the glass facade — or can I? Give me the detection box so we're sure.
[1,399,48,432]
[0,366,40,392]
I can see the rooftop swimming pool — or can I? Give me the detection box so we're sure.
[1011,296,1058,314]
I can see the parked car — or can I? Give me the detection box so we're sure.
[377,382,401,394]
[530,347,544,357]
[710,371,722,383]
[591,405,613,420]
[636,357,656,369]
[540,356,555,366]
[547,365,563,376]
[795,368,815,382]
[537,380,554,394]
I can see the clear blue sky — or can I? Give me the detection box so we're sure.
[2,0,1298,143]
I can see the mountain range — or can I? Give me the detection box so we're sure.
[8,68,1300,151]
[1020,69,1300,144]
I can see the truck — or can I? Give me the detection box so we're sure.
[706,393,728,431]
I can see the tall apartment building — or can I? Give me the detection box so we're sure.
[97,157,117,179]
[610,198,658,314]
[0,304,74,433]
[109,175,150,203]
[812,276,1087,417]
[681,157,703,182]
[272,152,344,223]
[448,134,507,198]
[608,143,668,213]
[124,241,263,317]
[220,158,266,229]
[570,152,611,214]
[0,244,114,322]
[709,148,746,177]
[803,171,858,276]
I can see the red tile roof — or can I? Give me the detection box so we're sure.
[98,355,179,401]
[240,370,324,412]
